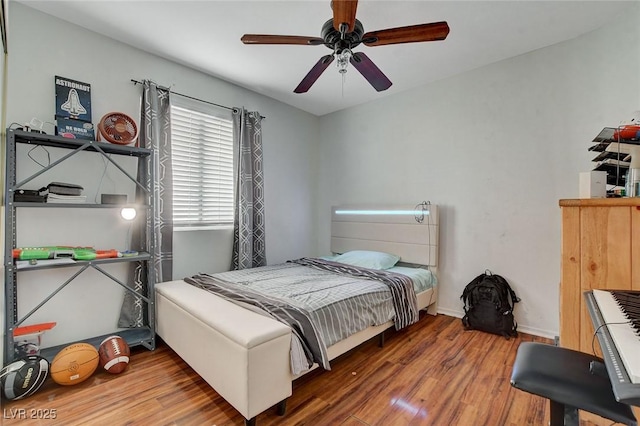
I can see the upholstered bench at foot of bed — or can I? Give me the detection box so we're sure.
[155,280,293,425]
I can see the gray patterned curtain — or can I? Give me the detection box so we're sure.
[231,108,266,270]
[119,80,173,327]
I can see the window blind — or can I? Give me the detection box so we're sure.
[170,103,234,228]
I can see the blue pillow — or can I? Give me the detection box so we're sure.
[333,250,400,270]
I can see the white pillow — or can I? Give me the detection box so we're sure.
[333,250,400,270]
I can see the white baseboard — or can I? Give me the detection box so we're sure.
[435,308,557,340]
[436,307,463,318]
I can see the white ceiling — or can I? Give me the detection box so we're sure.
[17,1,637,116]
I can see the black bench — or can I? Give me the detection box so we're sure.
[510,342,637,426]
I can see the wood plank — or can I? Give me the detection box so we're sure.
[331,222,436,245]
[560,205,581,350]
[560,198,640,207]
[633,206,640,291]
[2,314,621,426]
[580,206,631,354]
[330,237,437,266]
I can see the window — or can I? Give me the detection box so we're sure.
[170,97,234,229]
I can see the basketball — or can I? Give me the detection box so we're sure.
[98,336,130,374]
[50,343,99,385]
[0,355,49,400]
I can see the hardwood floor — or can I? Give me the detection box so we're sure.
[1,314,618,425]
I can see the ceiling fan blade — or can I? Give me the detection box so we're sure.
[332,0,358,33]
[294,55,335,93]
[363,21,450,47]
[349,52,392,92]
[241,34,325,46]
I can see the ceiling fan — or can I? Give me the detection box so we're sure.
[241,0,449,94]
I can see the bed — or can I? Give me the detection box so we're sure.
[155,203,439,425]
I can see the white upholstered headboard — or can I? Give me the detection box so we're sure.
[330,203,439,267]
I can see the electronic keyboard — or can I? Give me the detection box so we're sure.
[585,289,640,407]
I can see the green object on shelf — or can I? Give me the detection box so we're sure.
[15,249,51,260]
[71,249,98,261]
[12,246,110,261]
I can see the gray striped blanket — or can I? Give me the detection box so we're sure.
[184,273,331,371]
[289,257,419,330]
[184,258,419,372]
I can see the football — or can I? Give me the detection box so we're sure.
[50,343,99,385]
[0,355,49,400]
[98,335,130,374]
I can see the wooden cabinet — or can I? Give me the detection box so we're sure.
[559,198,640,352]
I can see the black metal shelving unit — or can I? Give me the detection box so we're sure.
[589,127,640,187]
[3,129,157,363]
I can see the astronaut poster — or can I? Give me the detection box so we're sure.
[55,75,95,140]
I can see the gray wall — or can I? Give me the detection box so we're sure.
[1,3,319,349]
[1,1,639,357]
[316,4,640,338]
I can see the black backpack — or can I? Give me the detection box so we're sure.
[461,270,520,339]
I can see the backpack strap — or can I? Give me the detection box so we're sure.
[508,285,520,306]
[498,275,520,308]
[460,273,488,309]
[490,274,520,312]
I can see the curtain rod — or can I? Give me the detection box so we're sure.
[130,79,265,119]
